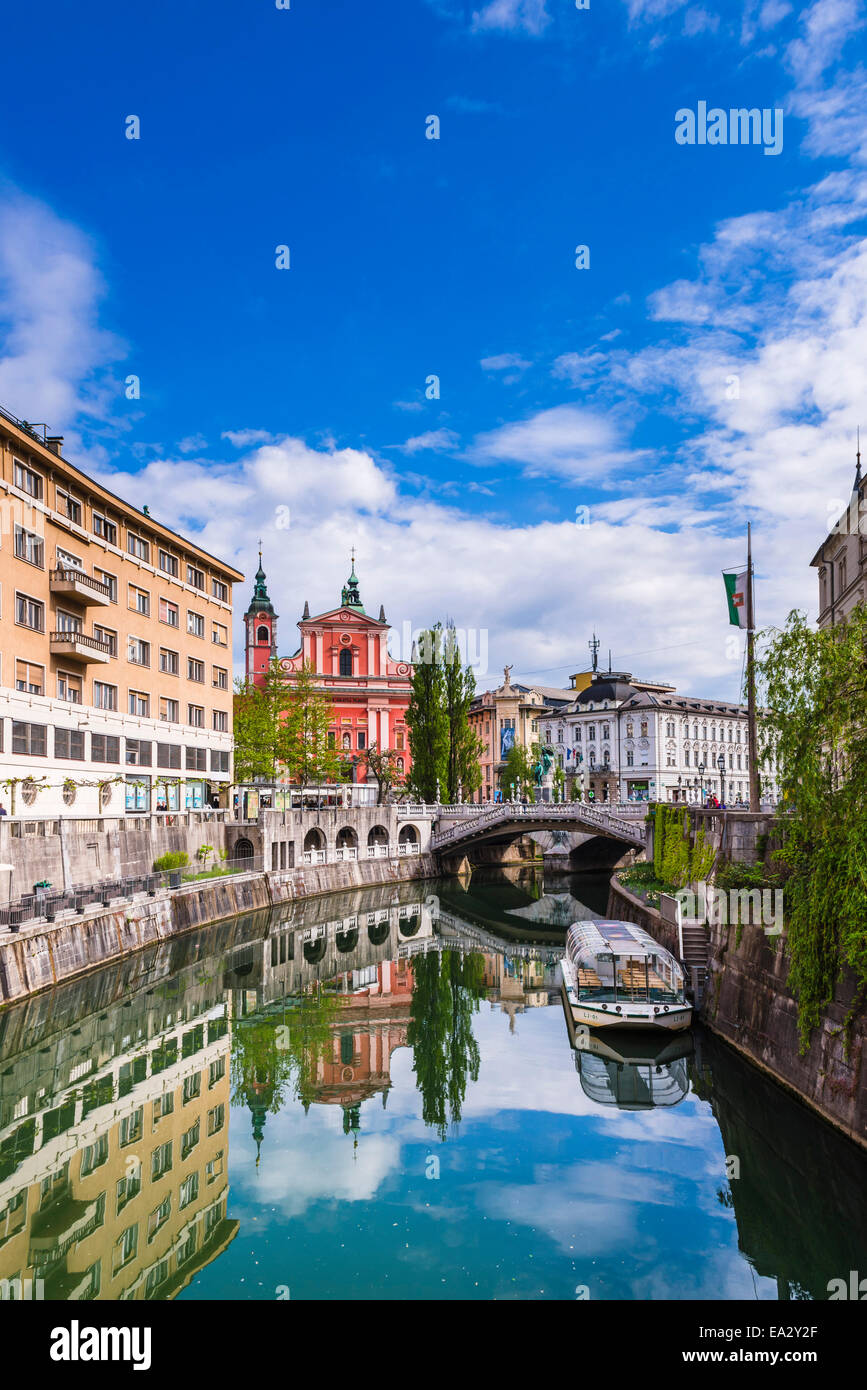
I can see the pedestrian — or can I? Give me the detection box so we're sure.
[0,803,7,817]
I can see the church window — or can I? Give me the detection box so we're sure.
[327,731,336,748]
[357,730,366,750]
[257,626,269,644]
[339,649,353,676]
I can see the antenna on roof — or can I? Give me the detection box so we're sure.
[589,633,600,674]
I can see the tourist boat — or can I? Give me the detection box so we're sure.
[560,919,692,1032]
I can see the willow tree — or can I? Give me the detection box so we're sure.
[755,605,867,1046]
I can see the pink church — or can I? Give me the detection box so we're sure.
[244,554,413,788]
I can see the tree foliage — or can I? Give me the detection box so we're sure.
[407,623,482,802]
[359,743,405,804]
[755,606,867,1046]
[234,659,346,789]
[406,948,485,1140]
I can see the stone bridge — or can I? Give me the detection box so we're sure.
[430,803,647,855]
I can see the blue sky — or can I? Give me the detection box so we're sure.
[0,0,865,697]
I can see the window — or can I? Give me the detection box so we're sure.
[327,730,336,748]
[212,666,228,690]
[91,734,120,764]
[339,649,353,676]
[15,593,44,631]
[206,1153,224,1185]
[186,747,207,771]
[116,1159,141,1214]
[210,749,229,773]
[159,549,179,577]
[15,660,44,695]
[188,657,204,682]
[128,637,150,666]
[212,710,228,733]
[179,1172,199,1211]
[147,1194,171,1242]
[207,1104,225,1137]
[13,460,43,499]
[55,728,85,760]
[13,526,43,566]
[94,568,117,602]
[160,697,179,723]
[685,749,691,767]
[129,584,150,617]
[57,671,82,703]
[80,1135,109,1177]
[92,512,117,546]
[602,724,610,740]
[120,1108,143,1148]
[183,1073,201,1105]
[188,705,204,728]
[151,1141,173,1181]
[208,1058,225,1089]
[126,738,152,766]
[181,1119,200,1161]
[256,625,269,643]
[159,648,179,676]
[588,725,596,741]
[157,743,182,770]
[93,625,117,657]
[12,722,46,756]
[128,690,150,717]
[640,721,649,737]
[187,611,204,639]
[186,563,205,590]
[56,488,82,526]
[153,1092,174,1124]
[357,729,366,750]
[127,531,150,562]
[212,578,228,602]
[396,731,405,750]
[113,1223,138,1271]
[212,622,228,646]
[159,597,179,627]
[627,750,634,766]
[56,608,82,634]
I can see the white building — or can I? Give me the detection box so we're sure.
[541,667,778,806]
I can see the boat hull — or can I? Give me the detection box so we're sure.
[560,957,692,1033]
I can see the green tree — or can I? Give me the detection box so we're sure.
[755,605,867,1046]
[359,743,405,805]
[407,625,448,801]
[233,676,280,781]
[442,624,484,802]
[283,660,346,791]
[406,949,485,1140]
[499,741,534,799]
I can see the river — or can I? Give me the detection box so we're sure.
[0,867,864,1302]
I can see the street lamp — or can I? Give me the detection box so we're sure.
[698,762,706,804]
[716,753,725,805]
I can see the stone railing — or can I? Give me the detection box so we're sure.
[430,801,646,851]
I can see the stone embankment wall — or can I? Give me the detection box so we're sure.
[0,852,437,1007]
[608,874,866,1150]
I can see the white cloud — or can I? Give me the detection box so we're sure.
[221,428,277,448]
[177,433,207,454]
[551,351,609,385]
[396,428,460,454]
[468,405,642,480]
[480,352,532,372]
[471,0,552,34]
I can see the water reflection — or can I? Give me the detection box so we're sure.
[0,869,864,1301]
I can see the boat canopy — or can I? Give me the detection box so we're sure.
[566,919,685,1005]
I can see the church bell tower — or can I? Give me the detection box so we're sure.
[244,546,278,688]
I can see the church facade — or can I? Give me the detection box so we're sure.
[244,556,413,789]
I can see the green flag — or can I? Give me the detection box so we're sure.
[724,570,749,628]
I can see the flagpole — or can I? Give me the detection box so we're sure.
[745,522,761,811]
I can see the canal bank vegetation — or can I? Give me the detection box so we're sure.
[756,606,867,1048]
[620,807,717,908]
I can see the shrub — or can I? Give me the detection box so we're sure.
[153,850,190,872]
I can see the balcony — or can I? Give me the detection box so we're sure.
[49,630,112,662]
[50,566,112,606]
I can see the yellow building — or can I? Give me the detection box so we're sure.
[0,406,243,823]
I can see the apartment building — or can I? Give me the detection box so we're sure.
[0,405,243,823]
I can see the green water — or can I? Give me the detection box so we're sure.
[0,868,864,1301]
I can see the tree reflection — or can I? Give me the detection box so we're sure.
[407,950,485,1140]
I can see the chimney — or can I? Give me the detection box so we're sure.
[45,436,64,456]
